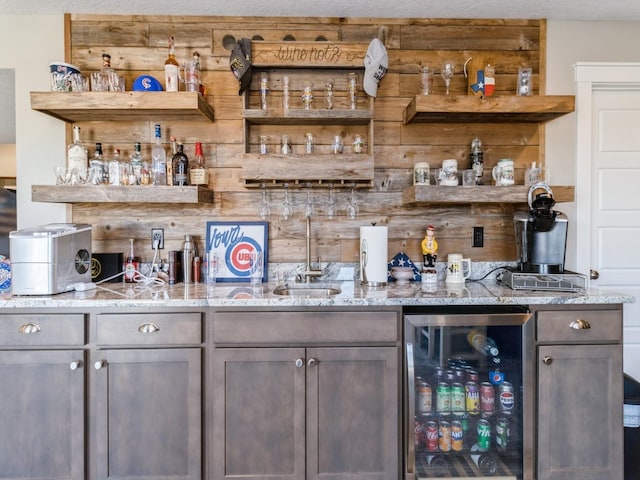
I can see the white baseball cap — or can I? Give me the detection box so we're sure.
[363,38,388,97]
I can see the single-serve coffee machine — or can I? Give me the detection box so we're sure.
[513,183,567,273]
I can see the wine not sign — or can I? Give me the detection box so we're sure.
[251,42,368,68]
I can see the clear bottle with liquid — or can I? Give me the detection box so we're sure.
[467,329,499,357]
[164,36,180,92]
[67,125,88,173]
[151,124,167,186]
[185,51,201,93]
[89,142,107,185]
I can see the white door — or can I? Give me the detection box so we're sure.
[575,63,640,381]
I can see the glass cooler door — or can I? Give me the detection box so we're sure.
[404,308,532,480]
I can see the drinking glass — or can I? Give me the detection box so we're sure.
[249,250,264,286]
[205,251,219,285]
[302,81,314,110]
[54,166,71,185]
[325,79,334,109]
[304,183,314,217]
[326,184,337,220]
[348,72,358,109]
[441,62,455,95]
[259,72,269,110]
[258,183,271,220]
[346,185,359,219]
[281,183,293,220]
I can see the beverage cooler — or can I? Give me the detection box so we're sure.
[404,306,534,479]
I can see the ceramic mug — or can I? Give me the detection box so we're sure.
[440,158,459,186]
[492,158,515,186]
[446,253,471,283]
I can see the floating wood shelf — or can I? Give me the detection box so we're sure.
[30,91,215,123]
[243,108,373,125]
[402,185,575,205]
[31,185,214,204]
[402,95,575,124]
[242,153,374,187]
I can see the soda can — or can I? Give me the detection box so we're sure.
[451,420,464,451]
[466,369,479,383]
[495,417,510,450]
[450,382,466,415]
[439,420,452,452]
[480,382,495,415]
[418,381,432,414]
[436,382,451,414]
[426,420,439,452]
[454,368,466,382]
[415,415,426,448]
[445,370,456,382]
[498,381,515,415]
[465,381,480,415]
[489,367,505,386]
[477,418,491,450]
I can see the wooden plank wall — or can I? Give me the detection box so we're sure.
[67,15,546,265]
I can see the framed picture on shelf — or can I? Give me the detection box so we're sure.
[205,221,269,282]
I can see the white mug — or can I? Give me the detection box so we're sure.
[440,158,459,186]
[446,253,471,283]
[492,158,515,186]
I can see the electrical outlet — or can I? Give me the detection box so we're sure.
[473,226,484,247]
[151,228,164,249]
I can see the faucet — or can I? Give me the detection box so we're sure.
[298,215,323,282]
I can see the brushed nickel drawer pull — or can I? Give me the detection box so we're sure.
[570,318,591,330]
[18,323,41,334]
[543,356,553,365]
[69,360,82,371]
[307,358,317,368]
[295,358,304,368]
[138,322,160,333]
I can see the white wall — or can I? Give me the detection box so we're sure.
[0,15,68,229]
[545,21,640,269]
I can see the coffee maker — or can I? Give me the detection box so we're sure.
[513,183,568,273]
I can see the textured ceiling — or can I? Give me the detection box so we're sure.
[2,0,640,21]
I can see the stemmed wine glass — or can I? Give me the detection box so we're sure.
[258,183,271,220]
[441,62,455,95]
[326,184,337,220]
[304,183,314,217]
[281,183,293,220]
[346,185,359,219]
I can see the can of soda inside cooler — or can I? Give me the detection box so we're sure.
[480,382,495,415]
[451,420,464,451]
[495,417,510,450]
[498,381,515,415]
[439,421,452,452]
[477,418,491,450]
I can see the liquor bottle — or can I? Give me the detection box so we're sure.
[89,142,107,184]
[67,125,88,173]
[185,51,201,93]
[123,238,140,283]
[467,329,499,357]
[101,53,119,91]
[108,149,123,185]
[164,36,180,92]
[172,142,189,186]
[129,142,144,185]
[469,137,484,185]
[168,136,177,185]
[189,141,208,186]
[151,124,167,186]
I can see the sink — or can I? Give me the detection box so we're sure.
[273,283,341,297]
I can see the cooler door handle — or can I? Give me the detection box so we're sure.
[406,343,416,475]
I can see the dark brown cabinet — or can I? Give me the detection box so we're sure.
[535,307,624,480]
[210,309,400,480]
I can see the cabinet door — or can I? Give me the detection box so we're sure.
[211,348,306,480]
[306,347,399,480]
[0,350,85,480]
[537,344,623,480]
[92,348,201,480]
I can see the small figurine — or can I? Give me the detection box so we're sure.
[421,225,438,270]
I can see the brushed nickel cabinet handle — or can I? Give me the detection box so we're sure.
[94,360,106,370]
[570,318,591,330]
[18,323,41,334]
[69,360,82,371]
[543,356,553,365]
[138,322,160,333]
[295,358,304,368]
[307,358,317,368]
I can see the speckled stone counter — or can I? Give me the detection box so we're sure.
[0,279,633,309]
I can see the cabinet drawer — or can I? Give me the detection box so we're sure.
[96,313,202,346]
[213,310,399,345]
[0,314,85,346]
[536,309,622,343]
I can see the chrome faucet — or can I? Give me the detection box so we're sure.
[299,215,323,282]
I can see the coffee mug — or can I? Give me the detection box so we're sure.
[446,253,471,283]
[492,158,515,186]
[440,159,459,186]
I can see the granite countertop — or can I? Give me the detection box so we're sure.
[0,279,634,309]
